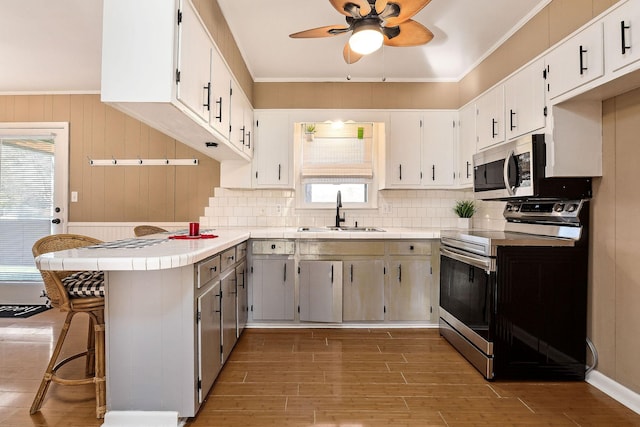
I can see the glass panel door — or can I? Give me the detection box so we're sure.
[0,123,68,283]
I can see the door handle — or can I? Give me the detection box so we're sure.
[503,149,516,196]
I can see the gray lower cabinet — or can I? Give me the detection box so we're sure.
[221,269,237,363]
[342,259,385,321]
[196,280,221,403]
[298,260,343,323]
[386,240,432,321]
[236,261,248,337]
[251,258,295,320]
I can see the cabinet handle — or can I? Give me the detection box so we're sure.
[621,20,631,54]
[283,263,287,282]
[510,109,516,131]
[215,97,223,122]
[203,82,211,110]
[398,264,402,283]
[399,164,402,181]
[278,164,281,181]
[466,161,471,179]
[271,244,276,250]
[210,266,217,273]
[240,125,245,145]
[431,165,435,181]
[228,255,235,261]
[331,264,334,284]
[579,45,587,75]
[492,118,497,138]
[246,130,251,149]
[350,264,353,283]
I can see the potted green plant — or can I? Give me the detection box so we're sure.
[453,200,476,229]
[304,124,316,141]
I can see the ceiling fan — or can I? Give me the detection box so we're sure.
[289,0,434,64]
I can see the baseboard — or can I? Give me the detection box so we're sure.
[245,322,440,329]
[101,411,185,427]
[586,369,640,415]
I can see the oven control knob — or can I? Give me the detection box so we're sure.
[566,203,578,212]
[553,203,565,212]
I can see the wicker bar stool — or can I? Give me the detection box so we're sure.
[31,234,106,418]
[133,225,167,237]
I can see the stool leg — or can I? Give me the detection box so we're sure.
[30,311,75,415]
[85,316,95,376]
[91,310,106,419]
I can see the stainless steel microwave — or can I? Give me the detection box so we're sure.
[473,134,592,201]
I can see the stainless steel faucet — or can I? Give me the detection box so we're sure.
[335,190,345,228]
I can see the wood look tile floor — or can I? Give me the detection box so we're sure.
[2,310,640,426]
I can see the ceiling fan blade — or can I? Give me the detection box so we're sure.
[343,43,364,64]
[375,0,388,14]
[289,25,350,39]
[329,0,371,18]
[383,20,434,47]
[383,0,431,27]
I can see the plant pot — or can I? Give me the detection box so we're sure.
[457,217,472,229]
[305,132,314,142]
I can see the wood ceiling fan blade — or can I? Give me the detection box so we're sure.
[343,43,364,64]
[383,20,434,47]
[289,25,350,38]
[375,0,389,14]
[329,0,371,17]
[383,0,431,27]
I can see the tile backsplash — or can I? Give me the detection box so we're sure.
[201,187,506,230]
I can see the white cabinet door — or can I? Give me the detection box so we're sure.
[253,111,292,188]
[604,1,640,74]
[504,58,546,140]
[458,103,476,187]
[476,84,505,150]
[175,0,212,122]
[342,260,385,321]
[299,260,343,323]
[251,259,295,321]
[242,100,254,157]
[209,47,231,139]
[546,22,604,100]
[196,280,221,403]
[229,80,245,151]
[386,112,422,187]
[386,258,431,321]
[422,111,456,187]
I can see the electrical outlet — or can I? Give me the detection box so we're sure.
[383,203,392,214]
[71,191,78,202]
[275,205,282,214]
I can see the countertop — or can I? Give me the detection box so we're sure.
[35,227,442,272]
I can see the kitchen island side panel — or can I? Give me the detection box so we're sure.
[105,267,197,416]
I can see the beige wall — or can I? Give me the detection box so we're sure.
[591,89,640,392]
[0,95,220,223]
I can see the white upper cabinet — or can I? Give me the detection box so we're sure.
[504,57,546,140]
[545,22,604,100]
[253,111,293,189]
[386,112,423,187]
[175,0,212,123]
[230,80,252,154]
[457,103,476,187]
[476,84,505,150]
[209,47,232,140]
[101,0,251,162]
[422,111,456,187]
[603,0,640,75]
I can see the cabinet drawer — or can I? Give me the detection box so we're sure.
[299,241,385,256]
[221,247,237,271]
[197,255,220,288]
[236,241,248,261]
[387,241,431,256]
[251,240,295,255]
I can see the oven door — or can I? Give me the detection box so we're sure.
[439,248,496,354]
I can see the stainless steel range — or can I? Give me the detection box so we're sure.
[439,199,589,380]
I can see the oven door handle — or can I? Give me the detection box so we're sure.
[440,247,495,272]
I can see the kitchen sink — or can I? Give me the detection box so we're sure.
[297,226,385,232]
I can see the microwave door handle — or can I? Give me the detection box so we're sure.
[503,149,516,196]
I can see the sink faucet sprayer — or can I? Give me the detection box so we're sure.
[335,190,345,228]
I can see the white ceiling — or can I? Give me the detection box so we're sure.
[0,0,549,93]
[216,0,548,82]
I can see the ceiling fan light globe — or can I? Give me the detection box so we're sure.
[349,26,383,55]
